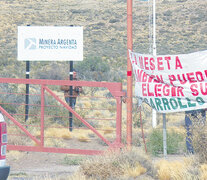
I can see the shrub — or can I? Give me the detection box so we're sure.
[146,129,185,156]
[80,148,156,179]
[74,56,110,81]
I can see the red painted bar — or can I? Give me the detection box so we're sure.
[7,145,103,155]
[0,78,121,90]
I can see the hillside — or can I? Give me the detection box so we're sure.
[0,0,206,80]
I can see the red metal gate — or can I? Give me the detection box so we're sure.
[0,78,125,155]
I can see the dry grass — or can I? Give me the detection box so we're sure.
[156,156,200,180]
[80,147,155,180]
[200,164,207,180]
[45,127,72,140]
[156,159,186,180]
[72,129,90,138]
[45,138,67,148]
[103,127,115,135]
[122,162,147,178]
[33,127,72,147]
[77,135,91,142]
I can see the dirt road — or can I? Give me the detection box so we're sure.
[7,151,81,180]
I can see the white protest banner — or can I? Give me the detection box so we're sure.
[129,49,207,113]
[18,26,83,61]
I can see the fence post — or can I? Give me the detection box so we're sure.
[25,61,30,122]
[116,96,122,145]
[163,113,167,158]
[127,0,133,148]
[69,61,73,131]
[40,85,45,147]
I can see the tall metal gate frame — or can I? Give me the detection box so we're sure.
[0,78,125,155]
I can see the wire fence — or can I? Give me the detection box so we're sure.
[0,79,123,154]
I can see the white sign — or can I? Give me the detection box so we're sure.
[129,49,207,113]
[18,26,83,61]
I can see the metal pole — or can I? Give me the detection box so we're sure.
[25,61,30,122]
[152,0,157,128]
[153,0,156,56]
[163,113,167,158]
[69,61,73,131]
[127,0,133,147]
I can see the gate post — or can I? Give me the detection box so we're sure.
[116,96,122,145]
[127,0,133,148]
[40,85,45,147]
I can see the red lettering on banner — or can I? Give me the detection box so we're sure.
[190,83,207,96]
[163,85,170,96]
[134,69,143,82]
[155,84,162,97]
[144,57,149,70]
[155,75,164,83]
[157,57,164,70]
[177,74,187,84]
[142,72,148,82]
[150,58,155,70]
[168,71,207,85]
[175,56,183,69]
[136,55,184,71]
[190,84,199,96]
[142,84,147,96]
[169,75,176,86]
[196,71,204,82]
[200,83,207,95]
[177,87,184,96]
[187,72,196,83]
[142,83,184,97]
[164,56,171,70]
[171,86,176,96]
[147,83,154,96]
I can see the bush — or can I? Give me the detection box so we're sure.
[74,56,110,81]
[147,129,185,156]
[80,148,156,179]
[34,62,66,80]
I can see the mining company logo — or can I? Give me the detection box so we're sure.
[24,38,37,50]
